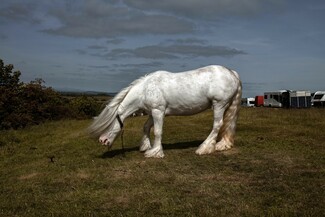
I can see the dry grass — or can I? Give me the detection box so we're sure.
[0,108,324,216]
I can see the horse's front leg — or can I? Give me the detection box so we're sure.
[196,101,226,155]
[139,115,153,152]
[144,109,165,158]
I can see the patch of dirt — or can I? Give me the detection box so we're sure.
[76,171,90,179]
[18,172,39,180]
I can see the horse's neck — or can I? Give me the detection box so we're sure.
[118,88,141,119]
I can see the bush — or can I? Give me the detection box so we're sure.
[20,79,71,122]
[69,95,101,119]
[0,59,101,130]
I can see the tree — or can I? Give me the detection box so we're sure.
[0,59,22,87]
[0,59,24,129]
[0,59,68,129]
[0,59,102,130]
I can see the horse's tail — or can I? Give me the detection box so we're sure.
[217,74,242,147]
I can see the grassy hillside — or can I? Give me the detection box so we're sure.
[0,108,324,216]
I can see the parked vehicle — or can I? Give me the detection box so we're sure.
[241,97,255,107]
[254,96,264,107]
[289,91,311,108]
[264,90,312,108]
[311,91,325,107]
[264,90,290,108]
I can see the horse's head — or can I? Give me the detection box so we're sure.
[98,114,124,148]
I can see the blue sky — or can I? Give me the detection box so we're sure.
[1,0,324,97]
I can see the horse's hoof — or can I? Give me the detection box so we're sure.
[144,147,165,158]
[215,141,232,151]
[139,140,151,152]
[195,144,215,155]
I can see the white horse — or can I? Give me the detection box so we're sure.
[89,65,242,158]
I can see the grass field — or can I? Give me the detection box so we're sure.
[0,108,324,216]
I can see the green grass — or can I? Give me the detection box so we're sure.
[0,108,324,216]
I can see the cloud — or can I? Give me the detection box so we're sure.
[0,2,40,24]
[86,65,111,69]
[104,44,246,60]
[106,38,124,44]
[88,45,107,50]
[163,38,207,45]
[123,0,284,20]
[44,14,193,38]
[0,0,284,39]
[76,36,246,60]
[79,62,164,77]
[42,0,194,38]
[113,61,164,69]
[107,62,166,81]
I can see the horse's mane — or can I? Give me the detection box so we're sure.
[88,75,146,137]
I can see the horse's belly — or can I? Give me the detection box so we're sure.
[165,99,211,116]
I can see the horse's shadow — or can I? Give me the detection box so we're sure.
[100,140,202,158]
[164,140,202,150]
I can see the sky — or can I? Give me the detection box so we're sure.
[0,0,324,97]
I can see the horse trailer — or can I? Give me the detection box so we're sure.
[289,91,311,108]
[311,91,325,107]
[264,90,312,108]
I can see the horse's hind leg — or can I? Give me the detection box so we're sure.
[215,113,237,151]
[139,115,153,152]
[196,101,227,155]
[215,89,241,151]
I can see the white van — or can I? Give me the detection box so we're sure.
[241,97,255,107]
[311,91,325,107]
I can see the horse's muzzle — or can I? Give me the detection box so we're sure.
[99,137,110,146]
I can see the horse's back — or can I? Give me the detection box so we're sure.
[146,65,239,98]
[139,65,240,115]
